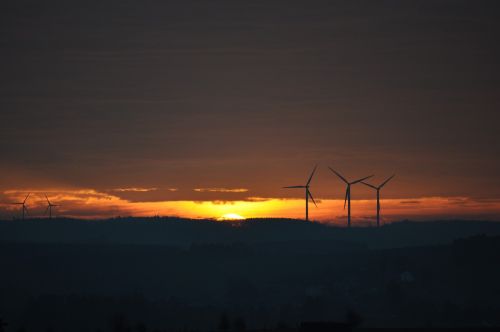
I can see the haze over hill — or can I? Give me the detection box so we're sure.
[2,218,500,248]
[1,218,499,330]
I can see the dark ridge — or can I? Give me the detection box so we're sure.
[0,218,499,249]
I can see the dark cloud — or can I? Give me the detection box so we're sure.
[1,0,499,203]
[400,200,422,205]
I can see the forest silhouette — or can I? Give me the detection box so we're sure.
[1,218,500,330]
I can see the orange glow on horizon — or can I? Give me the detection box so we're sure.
[2,189,500,224]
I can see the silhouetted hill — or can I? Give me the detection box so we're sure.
[1,218,499,249]
[1,219,500,330]
[1,235,499,330]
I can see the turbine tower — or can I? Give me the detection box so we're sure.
[283,165,318,222]
[328,167,373,228]
[361,174,395,227]
[44,194,60,219]
[12,193,30,220]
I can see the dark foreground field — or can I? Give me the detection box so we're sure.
[1,218,500,331]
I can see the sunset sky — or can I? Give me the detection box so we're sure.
[1,1,500,222]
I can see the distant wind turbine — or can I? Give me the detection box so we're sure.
[283,165,318,222]
[44,194,60,219]
[361,174,395,228]
[12,193,30,220]
[328,168,373,228]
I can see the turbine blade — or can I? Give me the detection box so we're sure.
[23,193,31,204]
[283,186,306,188]
[308,190,318,208]
[351,175,374,185]
[306,164,318,186]
[45,194,51,205]
[343,187,349,209]
[361,181,377,190]
[328,167,348,184]
[379,174,395,188]
[24,206,29,216]
[44,206,49,216]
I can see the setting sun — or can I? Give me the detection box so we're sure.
[217,213,246,221]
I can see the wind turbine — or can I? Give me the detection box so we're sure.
[283,165,318,222]
[12,193,30,220]
[361,174,395,227]
[328,168,373,228]
[44,194,60,219]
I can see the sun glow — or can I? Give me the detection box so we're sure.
[2,189,500,223]
[217,213,246,221]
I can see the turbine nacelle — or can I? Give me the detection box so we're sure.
[45,194,60,218]
[328,167,373,210]
[328,167,373,227]
[283,165,318,221]
[361,174,395,227]
[11,193,31,219]
[361,174,395,191]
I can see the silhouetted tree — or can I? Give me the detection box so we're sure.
[218,313,230,332]
[111,314,131,332]
[233,317,246,332]
[275,321,291,332]
[346,309,363,327]
[386,280,402,301]
[135,322,148,332]
[0,318,7,332]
